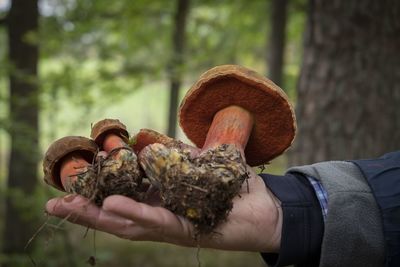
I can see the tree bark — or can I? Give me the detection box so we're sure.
[167,0,190,138]
[3,0,39,262]
[289,0,400,165]
[267,0,288,87]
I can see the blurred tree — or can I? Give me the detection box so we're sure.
[39,0,173,131]
[3,0,39,265]
[0,2,7,184]
[38,0,304,136]
[187,0,268,71]
[167,0,190,138]
[0,0,309,265]
[290,0,400,165]
[267,0,287,87]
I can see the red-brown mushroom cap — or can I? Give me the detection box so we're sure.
[43,136,98,191]
[90,119,129,148]
[179,65,297,166]
[131,128,201,157]
[131,128,175,154]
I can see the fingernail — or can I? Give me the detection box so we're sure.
[45,198,59,214]
[63,194,77,203]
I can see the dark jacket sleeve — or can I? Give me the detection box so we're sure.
[259,173,324,267]
[351,151,400,267]
[288,161,385,267]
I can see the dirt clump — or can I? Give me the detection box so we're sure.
[139,143,249,234]
[69,148,143,206]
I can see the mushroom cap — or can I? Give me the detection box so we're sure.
[43,136,98,191]
[131,128,175,154]
[179,65,297,166]
[90,119,129,147]
[132,129,201,159]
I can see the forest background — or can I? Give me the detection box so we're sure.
[0,0,399,266]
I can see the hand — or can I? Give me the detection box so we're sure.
[45,167,282,253]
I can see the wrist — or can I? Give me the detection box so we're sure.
[241,169,283,252]
[262,186,282,252]
[198,173,282,252]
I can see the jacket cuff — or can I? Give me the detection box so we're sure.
[259,173,324,267]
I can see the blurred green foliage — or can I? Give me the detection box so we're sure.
[0,0,306,266]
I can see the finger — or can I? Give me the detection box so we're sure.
[102,195,195,244]
[46,195,196,245]
[102,195,167,226]
[46,195,135,234]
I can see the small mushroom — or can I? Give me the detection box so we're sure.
[132,128,200,157]
[43,136,98,193]
[89,119,143,204]
[139,65,296,233]
[131,128,177,154]
[91,118,130,156]
[132,128,201,190]
[43,119,145,205]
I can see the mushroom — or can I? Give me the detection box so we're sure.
[139,65,296,233]
[43,136,98,195]
[88,119,143,204]
[131,128,179,154]
[179,64,296,165]
[91,118,130,157]
[131,128,201,191]
[131,128,200,157]
[42,119,144,205]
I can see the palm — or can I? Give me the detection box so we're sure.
[46,167,281,253]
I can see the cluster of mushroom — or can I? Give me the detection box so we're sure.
[43,65,296,234]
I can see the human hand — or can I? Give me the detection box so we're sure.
[45,167,282,253]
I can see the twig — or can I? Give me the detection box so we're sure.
[24,214,51,266]
[180,182,208,193]
[25,214,50,252]
[258,164,266,173]
[196,243,202,267]
[245,172,250,194]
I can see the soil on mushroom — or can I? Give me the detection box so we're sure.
[140,143,249,234]
[67,147,143,206]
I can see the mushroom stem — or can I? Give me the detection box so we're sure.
[202,105,254,157]
[60,152,90,191]
[103,134,128,153]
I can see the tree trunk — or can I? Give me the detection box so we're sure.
[267,0,288,87]
[167,0,190,138]
[289,0,400,166]
[3,0,39,263]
